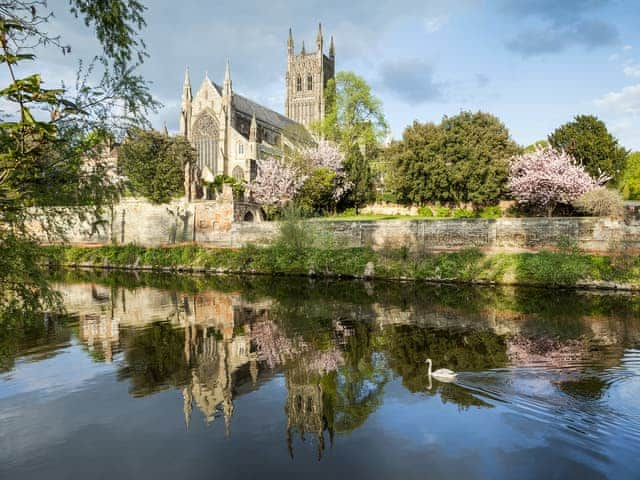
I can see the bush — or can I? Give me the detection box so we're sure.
[452,208,475,218]
[572,188,624,218]
[478,205,502,218]
[418,206,433,217]
[435,206,451,218]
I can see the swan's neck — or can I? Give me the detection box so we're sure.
[427,359,432,376]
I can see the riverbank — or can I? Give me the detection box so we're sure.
[44,244,640,291]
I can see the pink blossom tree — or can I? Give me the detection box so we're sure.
[303,140,352,203]
[250,157,306,208]
[508,147,610,216]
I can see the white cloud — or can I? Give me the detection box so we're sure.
[623,44,633,50]
[595,84,640,114]
[623,62,640,78]
[424,15,449,33]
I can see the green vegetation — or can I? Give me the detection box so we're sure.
[386,112,521,207]
[622,152,640,200]
[119,129,195,203]
[548,115,628,182]
[44,242,640,289]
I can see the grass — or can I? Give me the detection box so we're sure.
[43,243,640,289]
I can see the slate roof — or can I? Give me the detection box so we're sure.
[212,82,299,132]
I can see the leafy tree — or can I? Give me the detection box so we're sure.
[119,130,194,203]
[295,167,336,216]
[524,139,549,152]
[316,71,388,153]
[622,152,640,200]
[344,144,372,213]
[508,147,606,216]
[548,115,628,181]
[387,112,521,206]
[0,1,156,316]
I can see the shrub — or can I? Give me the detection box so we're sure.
[435,206,451,218]
[452,208,475,218]
[478,205,502,218]
[572,188,624,218]
[418,206,433,217]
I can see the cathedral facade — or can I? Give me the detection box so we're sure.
[179,24,334,187]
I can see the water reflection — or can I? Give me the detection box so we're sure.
[1,272,639,478]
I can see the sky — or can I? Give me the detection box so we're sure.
[23,0,640,150]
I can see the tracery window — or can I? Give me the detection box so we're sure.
[192,114,218,173]
[238,142,244,156]
[232,166,244,181]
[296,75,302,92]
[307,74,313,91]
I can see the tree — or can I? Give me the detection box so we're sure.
[344,144,372,214]
[0,1,156,317]
[119,130,194,203]
[548,115,628,182]
[508,147,607,216]
[621,152,640,200]
[250,157,306,210]
[295,168,336,216]
[387,112,521,206]
[316,72,388,153]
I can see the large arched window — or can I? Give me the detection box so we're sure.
[307,74,313,91]
[232,166,244,181]
[296,75,302,92]
[192,114,218,174]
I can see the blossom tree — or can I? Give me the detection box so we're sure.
[305,140,352,200]
[508,147,609,216]
[250,157,306,208]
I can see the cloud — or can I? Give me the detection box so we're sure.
[475,74,490,88]
[500,0,619,56]
[596,84,640,114]
[505,19,618,57]
[424,15,449,33]
[379,58,445,103]
[624,63,640,78]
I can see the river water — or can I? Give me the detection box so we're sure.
[1,272,639,479]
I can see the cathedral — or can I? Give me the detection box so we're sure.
[179,24,335,186]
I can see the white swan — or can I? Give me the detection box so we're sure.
[426,358,457,382]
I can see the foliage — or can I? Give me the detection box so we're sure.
[524,140,550,152]
[0,0,156,317]
[295,168,336,216]
[572,187,624,218]
[315,71,388,153]
[548,115,628,182]
[417,206,433,217]
[621,152,640,200]
[119,130,194,203]
[478,205,502,218]
[387,112,521,207]
[212,174,245,197]
[508,147,607,216]
[344,144,372,213]
[250,156,305,211]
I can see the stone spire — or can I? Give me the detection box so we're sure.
[182,66,192,101]
[288,28,294,56]
[329,35,335,59]
[316,22,323,52]
[301,40,306,55]
[162,121,169,136]
[249,113,257,143]
[180,66,193,138]
[223,58,232,96]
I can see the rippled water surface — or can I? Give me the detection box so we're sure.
[1,272,639,479]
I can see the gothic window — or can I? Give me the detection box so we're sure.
[192,114,218,174]
[237,142,244,156]
[296,75,302,92]
[232,166,244,181]
[307,74,313,91]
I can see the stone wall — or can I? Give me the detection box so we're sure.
[34,197,640,253]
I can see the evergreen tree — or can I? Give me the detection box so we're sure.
[345,144,372,214]
[548,115,628,182]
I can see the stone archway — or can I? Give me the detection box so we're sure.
[232,166,244,182]
[243,211,254,222]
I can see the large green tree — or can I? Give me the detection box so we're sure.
[344,144,373,213]
[120,130,195,203]
[548,115,628,181]
[0,1,156,316]
[622,152,640,200]
[387,112,521,206]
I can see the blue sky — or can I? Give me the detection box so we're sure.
[39,1,640,149]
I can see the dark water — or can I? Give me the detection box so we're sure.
[1,272,640,479]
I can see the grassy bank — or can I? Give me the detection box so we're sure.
[43,243,640,289]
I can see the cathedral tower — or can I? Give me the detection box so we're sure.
[285,23,335,129]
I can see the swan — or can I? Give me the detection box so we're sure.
[426,358,457,382]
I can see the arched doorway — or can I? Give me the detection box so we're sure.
[243,211,254,222]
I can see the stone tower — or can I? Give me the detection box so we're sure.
[285,23,335,129]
